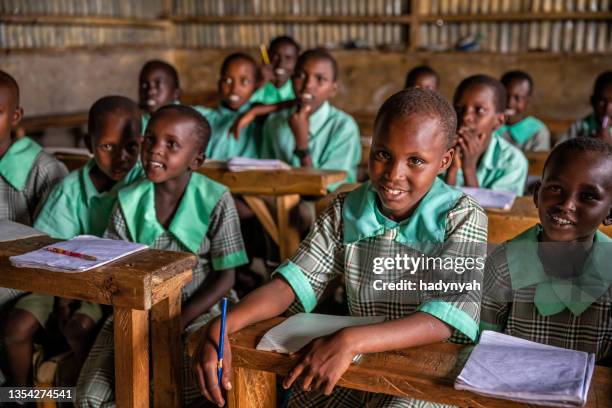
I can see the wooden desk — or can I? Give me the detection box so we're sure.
[526,150,549,177]
[197,162,346,260]
[188,317,611,408]
[15,112,89,139]
[487,196,612,243]
[0,236,197,408]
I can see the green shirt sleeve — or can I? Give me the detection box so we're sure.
[33,176,81,239]
[488,150,528,196]
[318,115,361,190]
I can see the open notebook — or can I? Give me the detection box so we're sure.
[0,220,45,243]
[227,157,291,171]
[10,235,148,273]
[457,187,516,210]
[455,331,595,407]
[256,313,385,361]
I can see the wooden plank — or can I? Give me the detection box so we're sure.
[197,163,346,196]
[487,197,612,243]
[151,292,183,408]
[526,150,549,176]
[171,15,413,24]
[243,196,279,245]
[2,15,170,28]
[188,318,612,408]
[227,367,276,408]
[276,194,301,261]
[0,236,196,310]
[53,153,90,172]
[418,11,611,22]
[114,308,150,408]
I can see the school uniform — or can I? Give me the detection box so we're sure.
[261,101,361,191]
[196,103,261,160]
[76,172,248,407]
[452,133,528,196]
[274,178,488,407]
[557,113,612,145]
[250,79,295,105]
[496,116,551,152]
[0,137,68,225]
[481,225,611,363]
[13,160,145,330]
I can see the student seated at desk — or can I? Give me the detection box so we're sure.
[193,88,488,407]
[139,60,181,134]
[497,70,550,152]
[404,64,439,91]
[558,71,612,145]
[445,74,528,196]
[196,53,263,160]
[481,138,612,365]
[0,69,68,386]
[76,105,248,406]
[3,96,144,389]
[261,48,361,190]
[251,35,301,105]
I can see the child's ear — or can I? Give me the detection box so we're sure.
[532,181,542,209]
[603,207,612,226]
[10,106,23,127]
[439,147,454,173]
[189,151,205,170]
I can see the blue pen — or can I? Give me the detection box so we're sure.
[217,297,228,386]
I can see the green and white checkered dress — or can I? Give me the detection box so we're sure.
[75,182,248,407]
[274,180,488,407]
[481,226,612,364]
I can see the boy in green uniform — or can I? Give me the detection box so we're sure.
[76,105,248,406]
[194,88,488,407]
[481,138,612,364]
[446,74,528,196]
[261,49,361,191]
[138,60,181,134]
[197,53,263,160]
[0,69,67,385]
[4,96,144,388]
[252,35,300,105]
[558,71,612,145]
[497,70,550,152]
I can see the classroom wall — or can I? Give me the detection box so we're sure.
[0,48,173,116]
[2,48,610,121]
[175,49,612,121]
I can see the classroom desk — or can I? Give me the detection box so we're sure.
[0,236,197,408]
[525,150,549,176]
[487,196,612,243]
[187,317,612,408]
[197,162,346,260]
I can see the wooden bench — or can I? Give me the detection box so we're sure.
[0,236,197,408]
[187,317,612,408]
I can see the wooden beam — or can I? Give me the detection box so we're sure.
[1,15,170,28]
[275,194,301,261]
[114,308,150,408]
[418,11,611,23]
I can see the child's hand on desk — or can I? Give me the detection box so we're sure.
[192,318,232,407]
[283,328,356,396]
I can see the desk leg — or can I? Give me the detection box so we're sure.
[151,291,183,408]
[228,367,276,408]
[113,307,149,408]
[276,194,301,261]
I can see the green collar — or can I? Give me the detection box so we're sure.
[342,178,463,252]
[277,79,295,99]
[118,172,227,253]
[507,225,612,316]
[0,137,42,191]
[498,116,545,145]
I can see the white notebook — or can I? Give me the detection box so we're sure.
[10,235,148,273]
[455,331,595,407]
[227,157,291,172]
[458,187,516,210]
[257,313,385,355]
[0,220,45,243]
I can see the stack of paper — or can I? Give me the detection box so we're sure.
[10,235,148,273]
[227,157,291,172]
[455,331,595,407]
[257,313,385,355]
[0,220,45,243]
[458,187,516,210]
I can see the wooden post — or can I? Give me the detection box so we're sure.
[410,0,421,52]
[151,291,183,408]
[113,308,150,408]
[275,194,302,261]
[227,367,276,408]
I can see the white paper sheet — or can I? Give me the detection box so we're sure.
[0,220,45,242]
